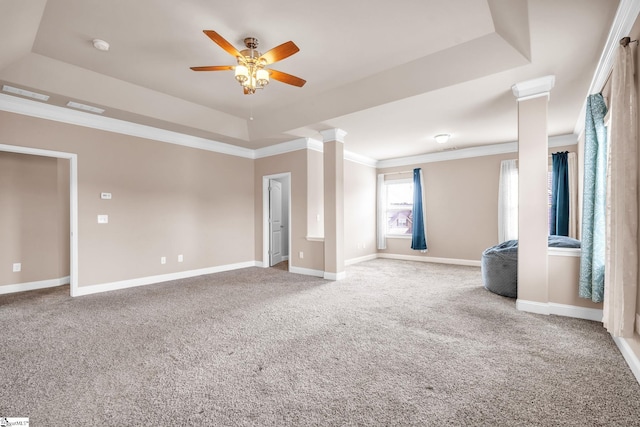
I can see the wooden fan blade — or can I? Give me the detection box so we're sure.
[260,41,299,64]
[203,30,242,58]
[269,69,306,87]
[190,65,235,71]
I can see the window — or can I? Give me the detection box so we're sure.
[498,159,518,242]
[384,180,414,236]
[547,169,553,233]
[499,153,576,241]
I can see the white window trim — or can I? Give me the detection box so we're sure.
[384,178,414,238]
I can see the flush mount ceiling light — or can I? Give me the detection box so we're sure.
[2,85,50,101]
[434,134,451,144]
[190,30,306,95]
[92,39,110,51]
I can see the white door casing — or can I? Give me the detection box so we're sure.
[269,179,283,266]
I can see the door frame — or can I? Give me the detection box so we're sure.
[262,173,291,270]
[0,143,79,296]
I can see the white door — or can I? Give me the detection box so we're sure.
[269,179,283,266]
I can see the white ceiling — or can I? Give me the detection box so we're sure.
[0,0,620,160]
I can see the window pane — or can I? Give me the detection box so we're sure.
[386,182,413,235]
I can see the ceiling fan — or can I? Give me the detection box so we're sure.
[190,30,306,95]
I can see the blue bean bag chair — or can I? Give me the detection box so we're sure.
[481,236,580,298]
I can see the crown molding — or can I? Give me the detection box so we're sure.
[0,92,575,169]
[377,134,576,169]
[548,133,578,148]
[344,150,378,168]
[511,75,555,100]
[0,93,255,159]
[253,136,376,167]
[378,142,517,169]
[320,128,348,143]
[574,0,640,135]
[254,137,323,158]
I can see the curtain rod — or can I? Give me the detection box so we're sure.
[620,37,638,47]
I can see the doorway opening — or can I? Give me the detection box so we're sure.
[262,173,291,270]
[0,144,78,296]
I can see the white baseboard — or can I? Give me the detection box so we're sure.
[516,299,550,315]
[345,254,377,266]
[377,253,481,267]
[612,336,640,385]
[324,271,347,281]
[72,261,258,297]
[288,266,325,278]
[549,303,603,321]
[0,276,70,295]
[516,299,604,322]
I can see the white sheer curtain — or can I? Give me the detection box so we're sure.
[568,152,578,238]
[376,174,387,250]
[498,159,518,242]
[603,44,638,337]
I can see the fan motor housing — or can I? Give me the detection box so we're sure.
[244,37,259,49]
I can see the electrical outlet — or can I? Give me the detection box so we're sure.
[12,263,21,272]
[100,192,112,200]
[160,256,166,265]
[97,215,109,224]
[299,251,304,259]
[178,254,183,262]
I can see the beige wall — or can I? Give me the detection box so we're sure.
[344,160,377,262]
[307,150,324,238]
[57,158,71,278]
[254,150,324,272]
[517,95,550,304]
[323,140,344,275]
[548,254,601,309]
[378,144,579,262]
[0,111,255,287]
[0,152,70,286]
[378,153,519,261]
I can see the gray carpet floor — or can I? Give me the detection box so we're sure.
[1,259,639,426]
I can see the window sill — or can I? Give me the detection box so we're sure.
[306,236,324,242]
[548,247,581,257]
[386,235,412,240]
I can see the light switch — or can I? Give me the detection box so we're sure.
[100,192,112,200]
[161,256,167,265]
[12,263,21,272]
[178,254,183,262]
[97,215,109,224]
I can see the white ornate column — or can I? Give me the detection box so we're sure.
[320,128,346,280]
[512,76,555,312]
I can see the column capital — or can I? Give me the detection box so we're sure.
[320,128,347,143]
[512,75,555,101]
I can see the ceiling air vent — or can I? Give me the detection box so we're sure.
[66,101,105,114]
[2,85,50,101]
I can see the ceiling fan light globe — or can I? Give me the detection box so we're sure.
[256,69,270,86]
[234,65,249,83]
